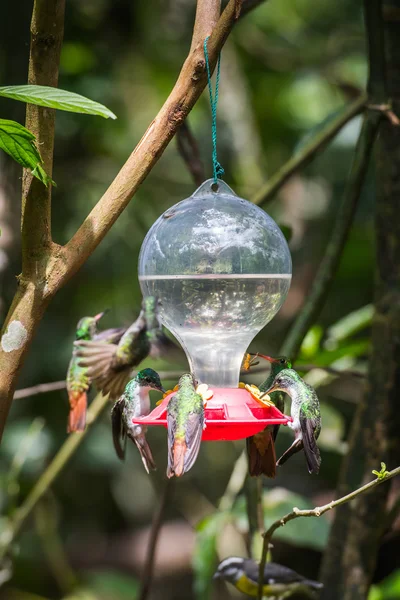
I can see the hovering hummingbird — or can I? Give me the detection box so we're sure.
[75,296,182,400]
[111,368,165,473]
[261,368,322,474]
[66,312,125,432]
[246,354,292,478]
[166,373,204,478]
[213,556,323,598]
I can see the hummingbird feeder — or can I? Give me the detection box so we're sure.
[135,178,292,441]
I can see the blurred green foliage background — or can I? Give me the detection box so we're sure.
[0,0,398,599]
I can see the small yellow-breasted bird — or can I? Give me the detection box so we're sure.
[214,557,323,598]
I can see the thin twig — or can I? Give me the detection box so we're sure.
[251,94,367,207]
[14,381,66,400]
[176,121,206,186]
[0,392,109,560]
[12,364,364,402]
[256,466,400,600]
[137,480,173,600]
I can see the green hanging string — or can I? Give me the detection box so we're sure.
[204,36,224,185]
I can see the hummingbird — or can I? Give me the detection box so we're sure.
[75,296,182,400]
[166,373,204,478]
[261,368,322,474]
[213,556,323,598]
[246,354,292,478]
[111,368,165,473]
[66,312,125,432]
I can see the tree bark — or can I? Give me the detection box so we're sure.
[320,2,400,598]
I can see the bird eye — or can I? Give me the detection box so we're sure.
[280,358,285,364]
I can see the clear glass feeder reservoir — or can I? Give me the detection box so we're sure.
[139,179,292,388]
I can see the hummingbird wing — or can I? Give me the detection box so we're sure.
[111,397,127,460]
[94,327,127,343]
[75,315,148,399]
[299,407,321,475]
[182,409,204,474]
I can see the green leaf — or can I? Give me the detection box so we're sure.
[0,119,55,187]
[372,462,389,481]
[300,325,324,358]
[193,513,228,600]
[0,85,117,119]
[368,570,400,600]
[233,488,330,551]
[325,304,374,347]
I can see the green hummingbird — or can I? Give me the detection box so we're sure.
[66,312,125,432]
[246,354,292,478]
[166,373,204,478]
[75,296,182,400]
[261,368,322,474]
[111,368,165,473]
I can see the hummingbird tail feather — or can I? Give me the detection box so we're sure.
[169,438,186,477]
[276,438,303,467]
[111,398,126,460]
[67,391,87,432]
[131,433,156,473]
[246,432,276,478]
[302,420,321,475]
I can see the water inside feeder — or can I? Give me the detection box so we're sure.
[139,273,291,387]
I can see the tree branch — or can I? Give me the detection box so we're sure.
[21,0,65,274]
[256,466,400,600]
[0,392,108,560]
[54,0,241,288]
[251,94,367,207]
[281,113,381,360]
[0,0,243,443]
[137,480,173,600]
[176,121,206,186]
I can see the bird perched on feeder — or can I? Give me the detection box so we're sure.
[261,369,321,474]
[245,354,292,478]
[111,368,165,473]
[213,556,323,598]
[66,312,126,432]
[166,373,205,478]
[75,296,181,400]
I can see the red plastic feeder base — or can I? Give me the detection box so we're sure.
[132,387,291,442]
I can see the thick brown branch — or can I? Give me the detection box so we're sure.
[21,0,65,274]
[257,466,400,600]
[53,0,241,290]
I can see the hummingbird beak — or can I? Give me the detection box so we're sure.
[255,353,279,364]
[260,384,279,399]
[94,309,109,322]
